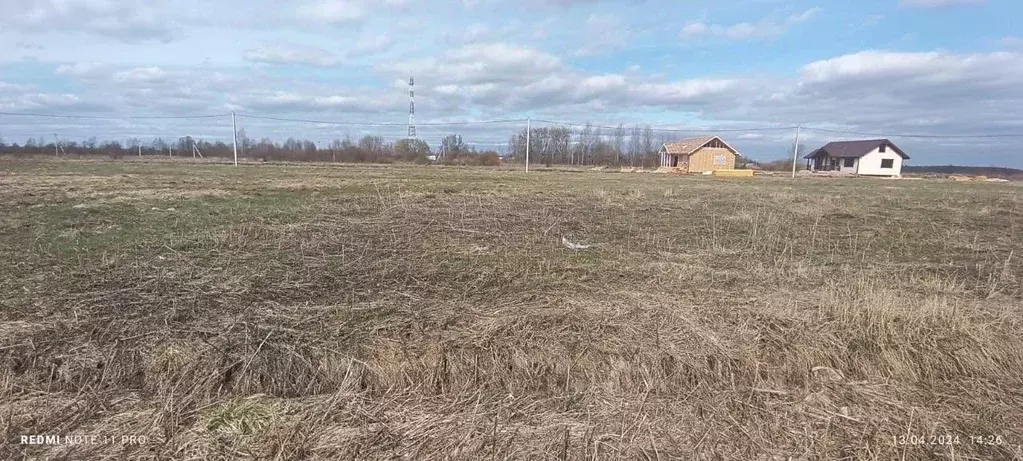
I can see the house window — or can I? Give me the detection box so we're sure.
[843,158,855,168]
[714,155,726,165]
[879,144,887,153]
[881,159,894,169]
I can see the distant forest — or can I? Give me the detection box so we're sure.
[0,132,504,166]
[2,131,1020,175]
[0,124,709,168]
[902,165,1023,178]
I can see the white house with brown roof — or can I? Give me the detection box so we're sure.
[659,136,742,173]
[804,139,909,177]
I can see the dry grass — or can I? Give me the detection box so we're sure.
[1,157,1022,460]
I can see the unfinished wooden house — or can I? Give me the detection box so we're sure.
[658,136,741,173]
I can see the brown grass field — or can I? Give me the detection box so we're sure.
[1,157,1022,460]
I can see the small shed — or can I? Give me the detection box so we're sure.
[659,136,741,173]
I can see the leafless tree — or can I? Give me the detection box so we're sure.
[641,126,654,168]
[612,124,625,166]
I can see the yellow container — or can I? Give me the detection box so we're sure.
[711,169,754,177]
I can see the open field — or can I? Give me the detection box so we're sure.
[1,157,1022,460]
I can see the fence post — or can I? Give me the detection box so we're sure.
[232,111,238,166]
[790,124,801,179]
[525,118,530,173]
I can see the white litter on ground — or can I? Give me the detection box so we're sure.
[561,237,591,251]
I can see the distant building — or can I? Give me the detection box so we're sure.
[804,139,909,177]
[658,136,741,173]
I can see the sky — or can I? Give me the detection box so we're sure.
[1,0,1022,166]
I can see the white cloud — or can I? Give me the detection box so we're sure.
[386,43,563,86]
[0,81,32,92]
[55,62,109,77]
[679,8,820,41]
[0,0,1020,165]
[787,7,822,24]
[575,14,630,56]
[454,22,523,44]
[231,89,405,114]
[348,35,395,57]
[294,0,408,24]
[798,50,1018,86]
[0,0,177,42]
[296,0,366,23]
[244,43,339,67]
[1000,36,1023,48]
[750,50,1023,137]
[0,92,90,112]
[113,67,170,84]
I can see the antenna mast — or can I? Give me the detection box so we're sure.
[407,76,416,139]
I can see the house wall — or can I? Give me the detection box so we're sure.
[672,155,690,170]
[688,147,736,173]
[857,146,904,176]
[838,157,858,173]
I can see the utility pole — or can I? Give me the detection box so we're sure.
[232,111,239,166]
[525,118,530,172]
[790,124,801,179]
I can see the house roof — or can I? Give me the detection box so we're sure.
[661,136,742,157]
[804,139,910,160]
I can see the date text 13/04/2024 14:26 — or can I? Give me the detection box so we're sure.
[893,435,1006,446]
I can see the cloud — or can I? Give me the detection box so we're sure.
[679,8,820,41]
[113,67,171,84]
[787,7,822,24]
[347,35,395,57]
[797,50,1019,87]
[0,81,32,93]
[296,0,366,23]
[295,0,409,24]
[233,91,401,113]
[0,0,1019,166]
[744,50,1023,138]
[244,43,339,67]
[1000,36,1023,48]
[0,92,99,112]
[0,0,177,42]
[55,62,109,78]
[384,43,563,86]
[575,14,630,56]
[899,0,985,7]
[379,42,742,115]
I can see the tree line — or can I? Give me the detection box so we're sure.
[0,122,730,168]
[507,123,678,168]
[0,131,502,166]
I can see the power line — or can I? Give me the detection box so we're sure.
[0,111,229,120]
[5,110,1023,139]
[531,119,798,133]
[235,113,526,126]
[802,126,1023,139]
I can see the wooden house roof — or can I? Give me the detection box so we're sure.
[660,136,742,157]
